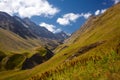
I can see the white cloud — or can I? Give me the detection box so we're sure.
[82,13,92,19]
[57,18,70,26]
[57,12,92,26]
[113,0,120,4]
[101,9,107,14]
[95,9,107,16]
[39,22,61,33]
[54,29,62,33]
[95,10,100,16]
[57,13,80,26]
[0,0,59,18]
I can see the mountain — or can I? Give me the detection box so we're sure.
[23,18,69,41]
[0,12,57,39]
[64,15,97,44]
[46,3,120,79]
[0,3,120,80]
[14,16,69,40]
[23,18,57,39]
[0,12,37,39]
[0,27,34,53]
[0,12,69,52]
[0,11,69,72]
[55,31,69,42]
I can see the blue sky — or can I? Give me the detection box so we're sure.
[31,0,113,34]
[0,0,119,34]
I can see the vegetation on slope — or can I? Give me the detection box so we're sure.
[22,47,54,70]
[2,54,26,70]
[0,3,120,80]
[0,51,6,61]
[0,28,34,54]
[30,51,120,80]
[29,3,120,80]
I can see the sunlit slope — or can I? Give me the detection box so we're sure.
[34,3,120,79]
[0,28,57,54]
[0,28,34,54]
[0,3,120,80]
[55,3,120,54]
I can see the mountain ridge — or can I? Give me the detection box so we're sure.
[0,3,120,80]
[0,11,69,51]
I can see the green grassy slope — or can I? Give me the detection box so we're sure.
[0,28,52,71]
[0,28,34,54]
[29,3,120,80]
[2,54,26,70]
[0,3,120,80]
[0,28,59,55]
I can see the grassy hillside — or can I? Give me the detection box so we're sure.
[0,28,56,72]
[0,28,59,55]
[35,2,120,78]
[0,29,35,55]
[0,3,120,80]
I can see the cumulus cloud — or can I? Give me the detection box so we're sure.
[95,9,107,16]
[54,29,62,33]
[57,12,92,26]
[95,10,100,16]
[57,13,80,26]
[101,9,107,14]
[0,0,59,18]
[82,13,92,19]
[39,22,61,33]
[113,0,120,4]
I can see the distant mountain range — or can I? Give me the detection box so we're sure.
[0,3,120,80]
[0,12,69,52]
[0,11,69,71]
[0,12,69,40]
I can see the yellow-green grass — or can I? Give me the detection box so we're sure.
[0,28,34,55]
[30,3,120,79]
[0,28,50,72]
[0,28,51,56]
[0,3,120,80]
[1,54,26,70]
[30,51,120,80]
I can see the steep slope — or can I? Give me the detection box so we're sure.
[33,3,120,80]
[0,28,34,53]
[23,18,69,41]
[55,31,69,42]
[28,3,120,80]
[22,47,54,70]
[0,12,59,71]
[64,15,97,44]
[0,3,120,80]
[54,15,97,53]
[23,18,57,39]
[0,12,65,52]
[0,12,37,39]
[43,3,120,79]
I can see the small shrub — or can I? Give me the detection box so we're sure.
[5,54,26,70]
[0,51,6,61]
[35,47,47,56]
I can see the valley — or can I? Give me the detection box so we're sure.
[0,2,120,80]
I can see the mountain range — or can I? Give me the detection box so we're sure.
[0,12,69,52]
[0,2,120,80]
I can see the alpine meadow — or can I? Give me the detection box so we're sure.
[0,0,120,80]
